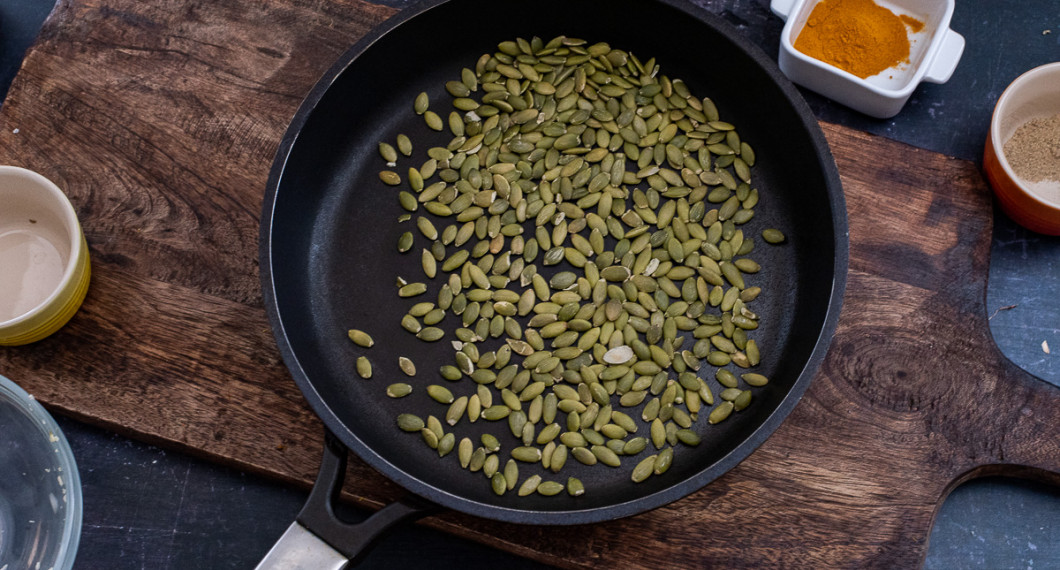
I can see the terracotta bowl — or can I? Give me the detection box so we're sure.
[983,62,1060,235]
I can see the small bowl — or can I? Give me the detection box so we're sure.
[0,166,91,346]
[771,0,965,118]
[0,374,83,569]
[983,62,1060,235]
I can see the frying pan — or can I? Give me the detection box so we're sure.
[258,0,848,566]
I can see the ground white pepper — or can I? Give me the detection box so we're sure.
[1003,112,1060,203]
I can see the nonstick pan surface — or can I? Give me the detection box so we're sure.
[261,0,847,526]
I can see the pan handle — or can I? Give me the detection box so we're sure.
[256,430,439,569]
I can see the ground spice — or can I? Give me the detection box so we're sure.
[794,0,923,79]
[1003,112,1060,184]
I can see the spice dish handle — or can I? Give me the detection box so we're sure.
[923,28,965,84]
[769,0,799,20]
[255,430,440,569]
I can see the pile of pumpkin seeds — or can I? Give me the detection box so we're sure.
[357,35,786,498]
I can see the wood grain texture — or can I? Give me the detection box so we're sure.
[1,1,1057,568]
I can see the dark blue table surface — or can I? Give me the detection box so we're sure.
[2,0,1058,568]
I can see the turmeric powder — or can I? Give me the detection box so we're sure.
[794,0,923,79]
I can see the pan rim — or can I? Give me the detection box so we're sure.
[260,0,849,525]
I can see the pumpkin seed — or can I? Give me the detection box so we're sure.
[347,329,374,347]
[427,384,454,404]
[762,228,786,244]
[504,460,519,491]
[356,356,372,378]
[518,474,542,496]
[398,356,416,376]
[397,231,414,253]
[653,447,673,475]
[676,429,701,446]
[386,383,412,398]
[421,249,438,278]
[424,110,443,131]
[742,372,769,387]
[398,282,427,297]
[480,433,501,452]
[414,91,429,114]
[379,170,401,186]
[396,134,413,156]
[437,432,455,456]
[591,444,621,467]
[378,142,398,163]
[537,481,564,496]
[491,473,507,495]
[458,437,473,468]
[396,413,424,432]
[512,446,543,463]
[708,401,734,424]
[632,455,656,482]
[416,327,444,341]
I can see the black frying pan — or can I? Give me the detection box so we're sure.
[258,0,847,566]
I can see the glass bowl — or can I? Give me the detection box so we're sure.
[0,374,82,569]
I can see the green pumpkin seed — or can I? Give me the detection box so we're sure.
[458,438,473,468]
[397,413,424,432]
[386,383,412,398]
[481,433,501,452]
[482,405,511,421]
[632,455,656,482]
[437,432,455,457]
[424,110,443,131]
[421,249,438,278]
[416,327,444,341]
[356,356,372,378]
[397,356,416,376]
[347,329,374,347]
[379,170,401,186]
[676,429,701,446]
[491,473,507,495]
[395,134,413,156]
[591,445,621,467]
[414,91,429,114]
[398,282,427,298]
[708,401,734,424]
[511,446,543,463]
[421,428,439,449]
[484,453,500,477]
[653,447,674,475]
[468,447,486,472]
[746,340,761,366]
[762,228,786,244]
[518,474,542,496]
[397,232,414,253]
[742,372,769,387]
[571,446,597,466]
[379,142,398,163]
[536,481,564,496]
[427,384,454,404]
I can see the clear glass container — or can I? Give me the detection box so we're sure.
[0,374,82,569]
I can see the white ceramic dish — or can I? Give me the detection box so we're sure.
[771,0,964,118]
[0,374,83,570]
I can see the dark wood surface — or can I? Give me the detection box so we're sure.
[1,0,1058,567]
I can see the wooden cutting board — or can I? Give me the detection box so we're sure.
[2,0,1057,567]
